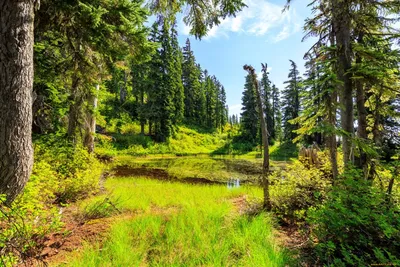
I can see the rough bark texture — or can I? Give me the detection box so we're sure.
[84,84,99,153]
[332,0,354,167]
[355,32,368,177]
[244,64,271,211]
[327,90,339,181]
[355,79,368,171]
[0,0,34,203]
[67,76,82,142]
[368,90,383,181]
[140,87,145,135]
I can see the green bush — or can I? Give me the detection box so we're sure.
[33,134,103,203]
[0,135,104,264]
[308,169,400,266]
[0,195,62,266]
[270,159,331,224]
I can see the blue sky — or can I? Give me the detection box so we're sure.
[175,0,315,116]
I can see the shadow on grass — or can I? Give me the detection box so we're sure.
[212,136,257,155]
[270,142,298,161]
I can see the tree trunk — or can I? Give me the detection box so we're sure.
[355,32,368,177]
[67,76,82,143]
[244,64,271,211]
[355,78,368,172]
[332,0,354,167]
[120,71,127,103]
[327,90,339,181]
[149,121,153,136]
[140,87,145,135]
[327,25,339,181]
[84,84,99,153]
[0,0,34,204]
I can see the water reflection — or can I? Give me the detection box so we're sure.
[227,178,240,189]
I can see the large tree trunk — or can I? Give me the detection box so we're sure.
[140,87,145,135]
[67,76,82,142]
[332,0,354,167]
[355,76,368,173]
[354,30,369,178]
[326,25,339,181]
[244,64,271,211]
[0,1,34,204]
[327,90,339,181]
[84,84,99,153]
[368,89,383,181]
[120,71,127,103]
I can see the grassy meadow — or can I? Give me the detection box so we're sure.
[63,176,292,266]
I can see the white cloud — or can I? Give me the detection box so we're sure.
[229,104,242,115]
[178,19,191,36]
[178,0,302,41]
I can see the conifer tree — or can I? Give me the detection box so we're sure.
[271,84,282,141]
[218,86,228,131]
[182,38,202,124]
[260,63,274,142]
[195,63,207,126]
[204,71,217,128]
[240,74,259,145]
[282,60,303,142]
[170,21,185,124]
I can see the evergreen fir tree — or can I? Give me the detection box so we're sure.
[170,21,185,124]
[282,60,303,142]
[240,74,259,144]
[271,84,282,141]
[182,38,202,125]
[260,63,274,142]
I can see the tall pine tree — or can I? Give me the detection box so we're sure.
[282,60,302,142]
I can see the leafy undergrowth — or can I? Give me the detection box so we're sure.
[0,135,103,266]
[57,177,293,266]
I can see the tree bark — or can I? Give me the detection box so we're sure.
[0,0,34,204]
[332,0,354,167]
[244,64,271,211]
[140,86,145,135]
[84,84,99,153]
[120,71,127,103]
[67,76,82,142]
[355,31,369,178]
[386,166,398,204]
[326,25,339,181]
[327,90,339,181]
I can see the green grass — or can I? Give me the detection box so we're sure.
[96,125,229,157]
[65,177,292,266]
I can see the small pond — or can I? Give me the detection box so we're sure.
[112,156,289,186]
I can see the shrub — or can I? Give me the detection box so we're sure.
[0,195,62,266]
[270,158,332,224]
[81,196,122,220]
[308,170,400,266]
[33,134,103,203]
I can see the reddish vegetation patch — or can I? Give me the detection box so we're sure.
[275,224,309,250]
[231,195,249,215]
[40,206,119,265]
[275,224,315,266]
